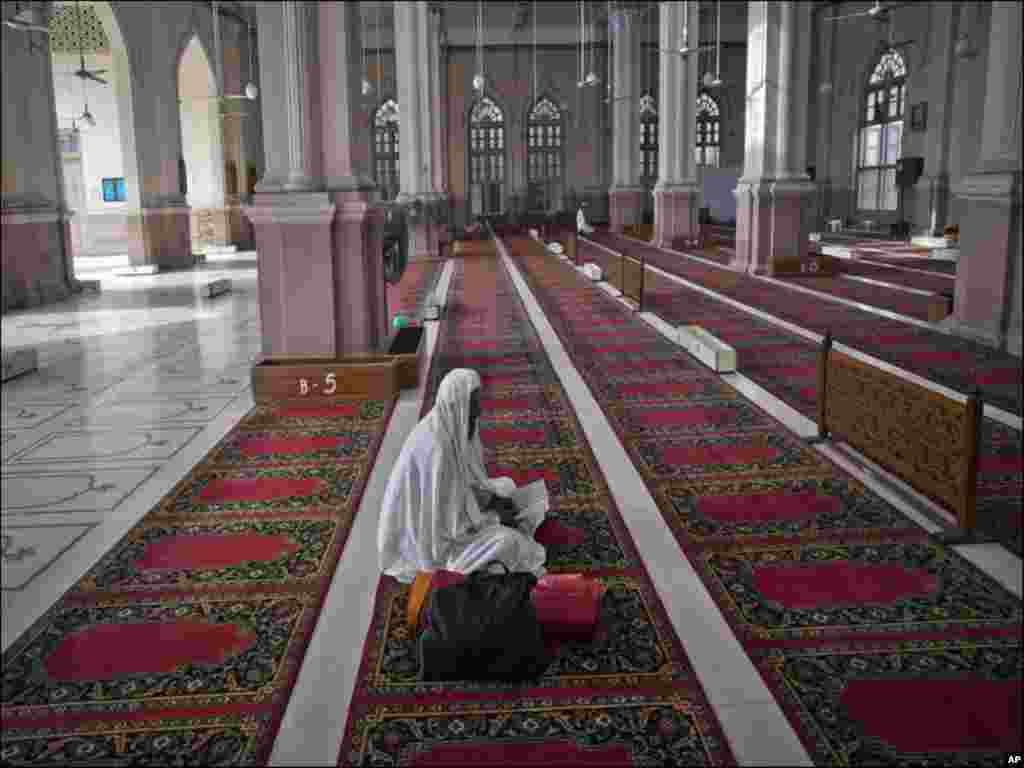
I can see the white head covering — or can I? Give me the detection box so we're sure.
[378,368,507,581]
[423,368,496,499]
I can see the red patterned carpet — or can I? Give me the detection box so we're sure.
[631,273,1023,556]
[338,245,736,766]
[1,398,394,765]
[586,232,1022,416]
[507,235,1022,765]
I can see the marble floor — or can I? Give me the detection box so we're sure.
[2,249,1020,766]
[2,252,261,649]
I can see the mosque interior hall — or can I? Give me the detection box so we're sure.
[2,1,1022,765]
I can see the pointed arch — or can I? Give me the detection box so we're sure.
[857,48,907,211]
[467,94,507,218]
[695,91,720,168]
[373,98,400,201]
[526,95,564,212]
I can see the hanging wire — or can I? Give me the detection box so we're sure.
[532,0,538,106]
[715,0,721,80]
[605,1,612,102]
[375,2,381,93]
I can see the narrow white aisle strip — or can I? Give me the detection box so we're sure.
[497,241,813,767]
[584,237,1021,431]
[270,260,453,767]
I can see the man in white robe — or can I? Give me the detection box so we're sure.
[378,368,548,584]
[576,204,594,235]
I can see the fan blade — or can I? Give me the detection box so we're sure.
[86,73,108,85]
[90,69,107,75]
[4,19,51,33]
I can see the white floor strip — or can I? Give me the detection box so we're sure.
[622,252,1020,432]
[269,259,453,767]
[497,240,813,767]
[859,258,957,280]
[841,273,938,297]
[515,239,1021,634]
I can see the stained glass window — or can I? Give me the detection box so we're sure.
[469,96,505,216]
[695,91,720,168]
[526,96,564,212]
[858,50,906,211]
[373,99,400,202]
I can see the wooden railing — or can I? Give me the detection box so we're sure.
[815,332,984,541]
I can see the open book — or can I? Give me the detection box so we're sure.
[508,479,549,526]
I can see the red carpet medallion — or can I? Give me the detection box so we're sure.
[587,231,1022,417]
[618,265,1023,557]
[1,398,394,765]
[338,247,736,766]
[507,235,1021,766]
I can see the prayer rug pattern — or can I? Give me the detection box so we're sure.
[1,398,394,765]
[507,234,1022,765]
[338,246,736,765]
[587,232,1022,416]
[639,267,1023,556]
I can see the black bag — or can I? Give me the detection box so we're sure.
[418,562,551,682]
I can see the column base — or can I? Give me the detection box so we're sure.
[409,217,441,262]
[653,184,700,249]
[331,190,389,355]
[609,187,646,233]
[951,172,1020,351]
[1,208,78,313]
[246,193,338,357]
[734,179,816,276]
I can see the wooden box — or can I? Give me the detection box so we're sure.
[677,325,737,373]
[251,355,401,404]
[387,325,426,390]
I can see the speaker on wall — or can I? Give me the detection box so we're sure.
[896,157,924,188]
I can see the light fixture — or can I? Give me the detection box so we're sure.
[360,2,373,98]
[711,0,723,88]
[703,71,715,88]
[473,0,485,93]
[582,2,600,87]
[818,81,833,95]
[954,32,976,60]
[679,0,691,54]
[244,12,258,99]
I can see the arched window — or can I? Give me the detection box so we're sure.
[857,49,907,211]
[526,96,564,212]
[373,99,400,202]
[469,96,506,217]
[639,93,658,184]
[695,91,720,168]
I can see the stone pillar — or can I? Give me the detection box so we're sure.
[2,5,78,312]
[429,3,449,244]
[609,8,645,231]
[653,0,700,248]
[732,1,816,275]
[917,1,959,236]
[246,1,335,357]
[952,1,1022,354]
[320,1,387,354]
[394,0,440,261]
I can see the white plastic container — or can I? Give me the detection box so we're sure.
[582,263,603,281]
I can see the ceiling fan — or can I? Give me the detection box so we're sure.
[3,2,51,34]
[825,1,913,24]
[69,0,108,85]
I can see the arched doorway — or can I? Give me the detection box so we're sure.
[178,34,227,255]
[49,0,142,267]
[467,95,506,220]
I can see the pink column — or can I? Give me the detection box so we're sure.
[333,191,388,354]
[246,194,337,357]
[653,187,700,248]
[609,189,646,232]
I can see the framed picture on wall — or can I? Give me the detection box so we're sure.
[102,177,126,202]
[910,102,927,132]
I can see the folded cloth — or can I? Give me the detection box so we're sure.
[408,570,605,643]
